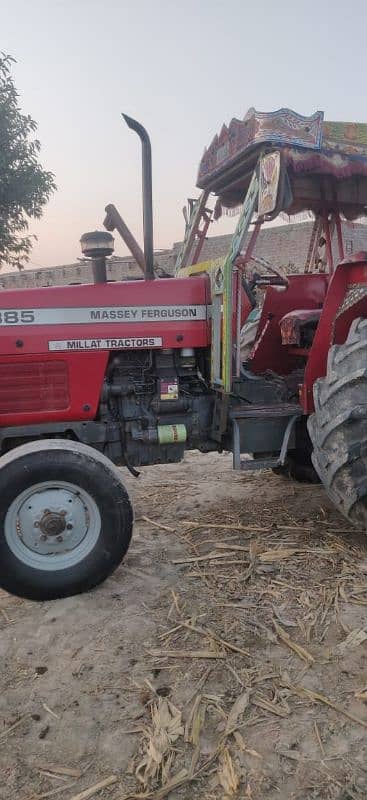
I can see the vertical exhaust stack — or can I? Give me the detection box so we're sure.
[122,114,155,280]
[80,231,115,284]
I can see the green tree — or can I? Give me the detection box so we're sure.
[0,53,56,270]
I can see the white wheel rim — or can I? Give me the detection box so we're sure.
[4,481,101,571]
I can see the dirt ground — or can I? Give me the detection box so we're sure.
[2,452,367,800]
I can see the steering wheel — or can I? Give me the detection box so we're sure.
[249,256,289,288]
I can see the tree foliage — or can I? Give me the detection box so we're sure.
[0,53,56,270]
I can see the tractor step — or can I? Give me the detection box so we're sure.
[230,402,302,419]
[230,403,303,472]
[240,456,282,471]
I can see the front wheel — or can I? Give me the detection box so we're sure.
[0,440,133,601]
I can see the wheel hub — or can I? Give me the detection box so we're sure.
[15,486,86,555]
[39,510,66,537]
[5,481,101,568]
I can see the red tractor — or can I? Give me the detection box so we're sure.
[1,107,367,601]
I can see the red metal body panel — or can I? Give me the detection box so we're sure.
[250,274,329,374]
[250,255,367,414]
[0,276,211,427]
[302,256,367,412]
[239,283,253,328]
[0,277,211,355]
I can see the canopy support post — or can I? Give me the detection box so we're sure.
[320,181,334,273]
[241,219,262,265]
[334,211,344,261]
[305,215,323,273]
[211,168,259,392]
[331,184,344,263]
[323,213,334,273]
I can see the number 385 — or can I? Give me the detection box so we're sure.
[0,310,35,325]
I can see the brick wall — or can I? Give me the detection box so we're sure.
[0,250,175,290]
[1,221,367,290]
[173,220,367,274]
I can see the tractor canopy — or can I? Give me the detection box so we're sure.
[197,108,367,221]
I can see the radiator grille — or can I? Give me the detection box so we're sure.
[0,361,69,413]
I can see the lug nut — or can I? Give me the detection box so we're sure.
[40,534,47,542]
[66,524,73,530]
[56,535,63,543]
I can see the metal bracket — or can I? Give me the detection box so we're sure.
[175,191,211,273]
[232,413,299,471]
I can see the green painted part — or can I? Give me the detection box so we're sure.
[221,168,259,392]
[157,424,187,445]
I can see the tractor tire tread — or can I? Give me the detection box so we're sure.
[308,317,367,527]
[0,440,133,600]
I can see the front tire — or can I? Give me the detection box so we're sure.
[0,440,133,600]
[308,317,367,527]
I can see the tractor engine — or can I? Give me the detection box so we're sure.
[102,346,215,467]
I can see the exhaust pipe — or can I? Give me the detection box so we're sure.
[122,114,155,280]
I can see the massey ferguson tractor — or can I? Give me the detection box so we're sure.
[1,108,367,601]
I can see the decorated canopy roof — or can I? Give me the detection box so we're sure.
[197,108,367,219]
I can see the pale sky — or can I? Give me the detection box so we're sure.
[2,0,367,269]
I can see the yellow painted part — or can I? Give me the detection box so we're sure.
[177,257,224,278]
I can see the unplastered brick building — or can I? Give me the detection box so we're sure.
[1,220,367,289]
[189,220,367,273]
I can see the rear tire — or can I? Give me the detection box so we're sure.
[308,317,367,527]
[0,440,133,600]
